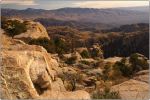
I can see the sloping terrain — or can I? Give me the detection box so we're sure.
[0,27,90,99]
[1,18,149,100]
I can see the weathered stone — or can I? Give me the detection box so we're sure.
[40,90,90,100]
[111,79,149,100]
[51,78,66,92]
[104,57,122,63]
[0,33,90,99]
[133,70,149,83]
[1,34,47,52]
[14,20,50,40]
[0,51,56,99]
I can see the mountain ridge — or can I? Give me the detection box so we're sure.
[2,6,148,25]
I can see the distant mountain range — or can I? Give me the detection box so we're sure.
[1,6,149,26]
[115,6,149,13]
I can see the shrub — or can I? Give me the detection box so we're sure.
[59,73,83,91]
[113,58,132,77]
[80,50,90,58]
[28,37,70,54]
[28,37,55,53]
[102,63,112,81]
[129,53,149,73]
[54,38,69,55]
[65,56,77,65]
[92,88,121,99]
[113,54,149,78]
[2,19,27,37]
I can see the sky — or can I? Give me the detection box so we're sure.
[1,0,149,10]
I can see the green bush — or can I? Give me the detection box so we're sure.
[129,53,149,73]
[2,19,27,37]
[28,37,70,54]
[102,62,125,83]
[54,38,69,55]
[113,58,132,77]
[92,88,121,99]
[80,50,90,58]
[113,54,149,78]
[28,37,55,53]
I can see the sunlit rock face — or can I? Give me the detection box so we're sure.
[133,70,149,83]
[14,20,50,40]
[111,71,149,100]
[0,32,90,100]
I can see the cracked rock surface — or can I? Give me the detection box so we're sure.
[0,34,90,99]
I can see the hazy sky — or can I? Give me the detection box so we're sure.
[1,0,149,10]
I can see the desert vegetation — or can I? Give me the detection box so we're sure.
[1,17,27,37]
[92,88,121,99]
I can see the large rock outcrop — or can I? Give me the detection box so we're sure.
[111,70,149,100]
[0,34,90,99]
[14,20,50,40]
[1,34,47,52]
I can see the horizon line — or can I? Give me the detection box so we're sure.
[1,5,149,10]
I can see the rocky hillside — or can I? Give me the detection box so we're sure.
[2,18,148,59]
[1,19,149,100]
[0,32,90,99]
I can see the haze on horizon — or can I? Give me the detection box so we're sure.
[1,0,149,10]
